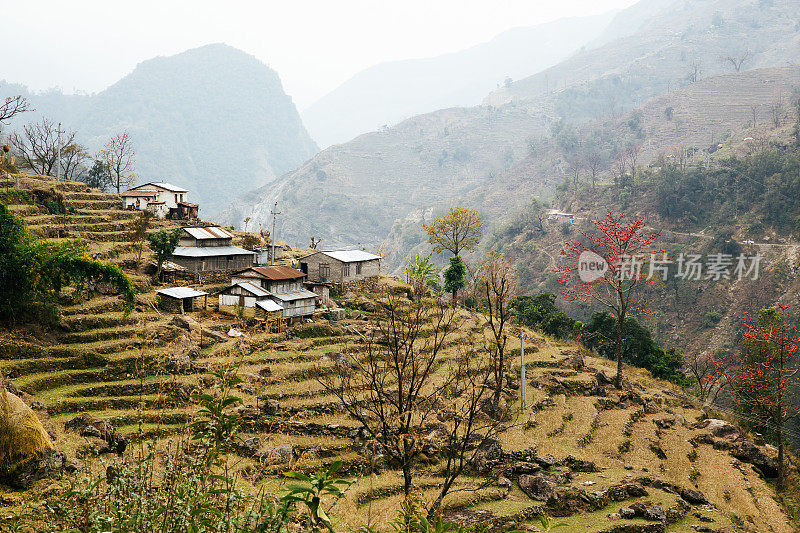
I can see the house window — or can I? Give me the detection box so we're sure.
[356,262,362,275]
[343,264,350,277]
[320,263,330,280]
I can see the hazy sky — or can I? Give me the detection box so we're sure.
[5,0,638,109]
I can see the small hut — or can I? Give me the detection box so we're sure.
[156,287,208,314]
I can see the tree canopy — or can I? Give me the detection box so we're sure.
[423,206,484,256]
[0,204,135,322]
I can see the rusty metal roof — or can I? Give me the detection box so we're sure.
[183,226,234,240]
[238,266,306,280]
[121,190,157,197]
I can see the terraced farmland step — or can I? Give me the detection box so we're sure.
[60,311,160,331]
[17,368,125,396]
[61,296,129,316]
[2,353,109,376]
[47,394,186,416]
[67,198,123,210]
[60,324,148,344]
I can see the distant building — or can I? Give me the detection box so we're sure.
[121,182,198,220]
[171,226,255,272]
[156,286,208,314]
[547,210,575,223]
[298,250,381,284]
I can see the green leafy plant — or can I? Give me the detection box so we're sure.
[283,461,354,532]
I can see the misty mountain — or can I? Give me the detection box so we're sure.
[0,44,318,215]
[301,12,617,148]
[224,0,800,266]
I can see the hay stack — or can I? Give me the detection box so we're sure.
[0,385,55,484]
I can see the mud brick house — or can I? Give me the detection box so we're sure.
[298,250,381,285]
[171,226,256,272]
[121,182,198,220]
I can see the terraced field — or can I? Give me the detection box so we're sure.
[0,174,796,531]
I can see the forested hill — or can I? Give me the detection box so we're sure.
[0,44,319,215]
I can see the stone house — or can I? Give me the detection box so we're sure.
[217,281,271,318]
[121,182,197,220]
[171,226,255,272]
[156,287,208,314]
[298,250,381,284]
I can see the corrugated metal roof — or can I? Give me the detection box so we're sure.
[183,227,234,240]
[256,300,283,313]
[173,246,255,258]
[131,182,188,193]
[121,190,157,197]
[156,287,208,299]
[318,250,382,263]
[233,281,270,297]
[268,289,317,302]
[238,266,306,280]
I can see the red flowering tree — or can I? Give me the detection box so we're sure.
[714,307,799,490]
[557,211,662,388]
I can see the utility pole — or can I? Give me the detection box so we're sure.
[270,201,280,265]
[56,122,62,180]
[520,329,527,412]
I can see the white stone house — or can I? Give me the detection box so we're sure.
[121,182,197,219]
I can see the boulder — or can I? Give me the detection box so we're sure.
[643,505,666,522]
[665,498,691,523]
[471,438,504,474]
[595,370,614,386]
[533,454,559,469]
[679,487,709,505]
[0,390,65,488]
[262,398,280,415]
[518,471,564,501]
[256,445,294,466]
[511,461,541,475]
[730,441,778,478]
[235,405,261,420]
[695,419,740,439]
[65,412,127,454]
[649,442,667,460]
[565,455,598,472]
[546,486,607,517]
[560,352,585,370]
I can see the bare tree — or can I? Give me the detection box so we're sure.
[722,50,751,72]
[8,118,77,176]
[0,95,32,125]
[586,150,602,190]
[686,351,728,404]
[61,143,91,180]
[99,132,137,194]
[478,250,517,416]
[321,291,499,513]
[750,104,760,128]
[770,99,786,128]
[686,59,702,83]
